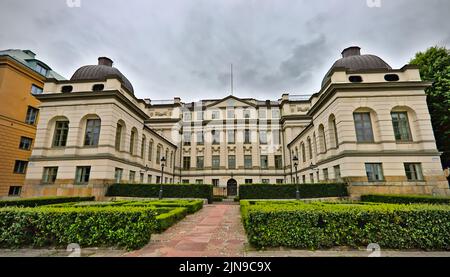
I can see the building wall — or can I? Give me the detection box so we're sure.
[0,57,43,197]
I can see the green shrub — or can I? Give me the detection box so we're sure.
[0,206,156,250]
[239,183,348,199]
[155,207,188,232]
[213,196,224,202]
[0,196,95,207]
[241,200,450,250]
[361,194,450,205]
[122,200,203,214]
[106,184,213,203]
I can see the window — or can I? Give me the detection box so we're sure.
[156,146,161,164]
[196,131,204,145]
[92,84,104,91]
[258,109,266,119]
[212,155,220,169]
[272,130,281,145]
[349,75,363,83]
[53,121,69,147]
[227,109,235,119]
[244,155,252,169]
[165,177,168,183]
[183,131,191,146]
[243,109,251,119]
[275,155,283,169]
[384,74,400,82]
[245,179,253,184]
[212,130,220,144]
[130,129,136,154]
[147,175,152,183]
[302,175,306,184]
[404,163,424,181]
[140,173,144,183]
[354,112,374,142]
[276,179,284,184]
[391,112,412,142]
[307,137,313,159]
[334,165,341,181]
[129,171,136,182]
[244,129,251,144]
[318,125,327,153]
[212,179,219,187]
[19,137,33,150]
[260,155,268,169]
[183,156,191,170]
[196,156,204,169]
[261,179,270,184]
[75,166,91,184]
[195,179,203,184]
[228,155,236,169]
[35,63,48,76]
[8,186,21,196]
[148,140,153,161]
[272,109,280,119]
[309,173,314,183]
[61,85,73,93]
[115,123,123,150]
[141,137,146,158]
[42,167,58,184]
[114,168,123,183]
[330,117,339,148]
[13,160,28,174]
[323,168,329,181]
[196,111,204,121]
[228,130,235,144]
[365,163,384,181]
[183,112,192,121]
[84,119,101,146]
[301,143,306,162]
[31,84,43,94]
[156,176,161,184]
[25,106,38,125]
[211,110,220,120]
[259,130,267,144]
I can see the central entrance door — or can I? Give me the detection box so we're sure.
[227,178,237,197]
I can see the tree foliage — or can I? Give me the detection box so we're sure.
[410,46,450,168]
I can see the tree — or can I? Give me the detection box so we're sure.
[410,46,450,169]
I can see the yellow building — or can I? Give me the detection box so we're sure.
[0,49,63,197]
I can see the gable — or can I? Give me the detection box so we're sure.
[206,95,256,109]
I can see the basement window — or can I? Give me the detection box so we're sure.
[61,85,73,93]
[384,74,400,82]
[92,84,105,91]
[349,76,363,83]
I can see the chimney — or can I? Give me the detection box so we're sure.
[98,57,113,67]
[341,46,361,58]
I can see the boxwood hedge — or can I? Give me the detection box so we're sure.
[106,183,213,203]
[0,206,156,250]
[241,200,450,250]
[155,207,188,233]
[0,196,95,207]
[361,194,450,205]
[239,183,348,199]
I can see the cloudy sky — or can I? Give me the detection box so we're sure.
[1,0,449,101]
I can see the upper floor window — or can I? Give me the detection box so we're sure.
[196,131,204,145]
[196,111,204,121]
[259,130,267,145]
[260,155,268,169]
[156,145,161,164]
[384,74,400,82]
[227,109,235,119]
[301,143,306,162]
[75,166,91,184]
[258,109,266,119]
[391,112,412,142]
[129,129,136,154]
[275,155,283,169]
[141,136,146,158]
[84,119,101,146]
[244,129,251,144]
[25,106,38,125]
[196,156,204,169]
[115,123,123,151]
[353,112,374,142]
[244,155,252,169]
[183,112,192,121]
[272,109,280,119]
[228,130,235,144]
[349,75,363,83]
[243,109,251,119]
[212,155,220,169]
[228,155,236,169]
[92,84,104,92]
[61,85,73,93]
[211,110,220,120]
[31,84,43,95]
[13,160,28,174]
[307,137,313,159]
[53,121,69,147]
[183,156,190,170]
[212,130,220,144]
[148,140,153,161]
[183,131,191,146]
[19,137,33,150]
[35,63,48,76]
[272,129,281,145]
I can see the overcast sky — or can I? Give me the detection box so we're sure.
[1,0,449,101]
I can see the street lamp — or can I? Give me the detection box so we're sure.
[159,156,166,199]
[293,156,300,200]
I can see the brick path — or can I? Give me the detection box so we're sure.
[126,203,247,257]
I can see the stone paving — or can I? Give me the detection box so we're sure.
[126,203,247,257]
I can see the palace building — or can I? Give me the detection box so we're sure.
[22,47,449,198]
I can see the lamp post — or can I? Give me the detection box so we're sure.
[293,156,300,200]
[159,156,166,200]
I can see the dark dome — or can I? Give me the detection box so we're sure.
[321,46,392,87]
[70,57,134,94]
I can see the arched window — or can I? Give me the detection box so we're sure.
[313,132,318,156]
[156,144,162,164]
[148,139,154,161]
[84,117,101,146]
[170,151,174,168]
[115,121,124,151]
[141,135,146,158]
[328,114,339,148]
[52,118,70,147]
[353,110,374,142]
[165,149,169,162]
[295,147,299,160]
[307,137,312,159]
[318,125,327,153]
[391,107,415,142]
[130,128,138,154]
[301,142,306,162]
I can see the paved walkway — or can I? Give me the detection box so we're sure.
[126,203,247,257]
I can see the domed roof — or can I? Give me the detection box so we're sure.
[321,46,392,87]
[70,57,134,94]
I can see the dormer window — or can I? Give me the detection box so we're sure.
[35,63,48,76]
[61,86,73,93]
[349,76,363,83]
[92,84,105,91]
[384,74,400,82]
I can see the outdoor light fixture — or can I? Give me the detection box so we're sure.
[159,156,166,199]
[293,156,300,200]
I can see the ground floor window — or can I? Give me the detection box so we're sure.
[129,171,136,183]
[302,175,306,183]
[75,166,91,184]
[333,165,341,181]
[365,163,384,182]
[212,179,219,187]
[182,179,189,184]
[245,179,252,184]
[261,179,270,184]
[156,176,161,183]
[195,179,203,184]
[323,168,329,181]
[140,173,144,183]
[8,186,21,196]
[309,173,314,183]
[42,167,58,184]
[276,179,284,184]
[147,174,152,183]
[404,163,424,181]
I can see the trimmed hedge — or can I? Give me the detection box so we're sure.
[241,200,450,250]
[122,200,203,214]
[239,183,348,199]
[361,194,450,205]
[0,206,156,250]
[106,183,213,203]
[155,207,188,232]
[0,196,95,207]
